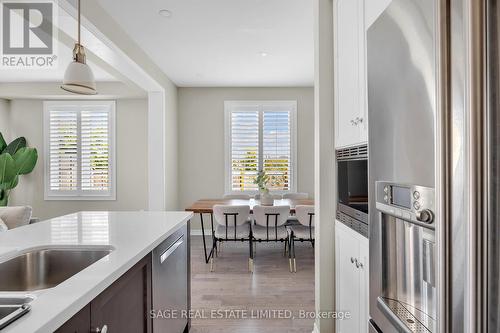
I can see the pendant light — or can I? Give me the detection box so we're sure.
[61,0,97,95]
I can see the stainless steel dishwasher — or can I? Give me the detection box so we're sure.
[152,224,189,333]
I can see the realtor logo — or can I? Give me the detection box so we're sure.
[1,0,58,68]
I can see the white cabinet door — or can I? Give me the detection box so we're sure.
[336,221,370,333]
[335,0,366,148]
[335,223,361,333]
[358,237,370,333]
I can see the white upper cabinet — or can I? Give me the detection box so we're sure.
[365,0,392,29]
[334,0,367,148]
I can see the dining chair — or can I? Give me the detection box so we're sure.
[212,205,253,272]
[223,194,252,225]
[282,192,309,200]
[223,194,252,200]
[287,205,315,272]
[282,193,309,224]
[251,205,291,270]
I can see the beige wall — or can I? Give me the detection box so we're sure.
[178,87,314,230]
[7,99,148,220]
[0,99,10,139]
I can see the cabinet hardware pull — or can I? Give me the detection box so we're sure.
[356,261,364,269]
[91,325,108,333]
[350,257,355,263]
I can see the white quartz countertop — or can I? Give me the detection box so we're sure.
[0,211,193,333]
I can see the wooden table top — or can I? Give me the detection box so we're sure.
[185,198,314,214]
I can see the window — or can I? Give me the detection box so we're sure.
[44,101,116,200]
[225,101,297,194]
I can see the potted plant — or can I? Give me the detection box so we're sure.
[253,170,274,206]
[0,133,38,206]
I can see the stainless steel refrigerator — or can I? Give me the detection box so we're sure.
[367,0,437,331]
[367,0,500,331]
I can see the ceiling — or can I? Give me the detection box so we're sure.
[99,0,314,87]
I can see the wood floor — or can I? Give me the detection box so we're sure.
[190,236,315,333]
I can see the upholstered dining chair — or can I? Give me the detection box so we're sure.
[287,205,315,272]
[251,205,291,270]
[212,205,253,272]
[282,193,309,224]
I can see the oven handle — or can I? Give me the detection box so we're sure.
[376,297,412,333]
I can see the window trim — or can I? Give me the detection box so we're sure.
[224,100,297,195]
[43,100,116,201]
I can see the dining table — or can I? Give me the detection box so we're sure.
[185,198,314,263]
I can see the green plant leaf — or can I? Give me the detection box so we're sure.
[0,133,6,153]
[13,147,38,175]
[0,189,7,206]
[3,137,26,156]
[5,175,18,190]
[0,153,16,186]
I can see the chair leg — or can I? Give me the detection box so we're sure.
[210,238,217,272]
[292,237,297,273]
[288,235,293,273]
[283,239,288,257]
[249,238,254,273]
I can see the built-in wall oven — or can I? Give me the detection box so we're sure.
[336,144,369,237]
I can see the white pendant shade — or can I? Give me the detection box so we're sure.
[61,0,98,95]
[61,61,97,95]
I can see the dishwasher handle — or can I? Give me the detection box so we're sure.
[160,235,184,264]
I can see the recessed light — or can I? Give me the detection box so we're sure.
[259,52,269,57]
[159,9,172,17]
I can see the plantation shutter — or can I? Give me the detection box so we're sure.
[230,108,260,192]
[262,109,292,191]
[81,109,111,193]
[48,110,78,192]
[45,101,115,199]
[226,101,296,193]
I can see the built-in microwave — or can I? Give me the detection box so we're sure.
[336,145,368,236]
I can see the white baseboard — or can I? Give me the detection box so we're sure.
[312,322,319,333]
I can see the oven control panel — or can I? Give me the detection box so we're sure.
[375,181,435,229]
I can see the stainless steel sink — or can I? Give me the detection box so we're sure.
[0,247,113,291]
[0,296,33,330]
